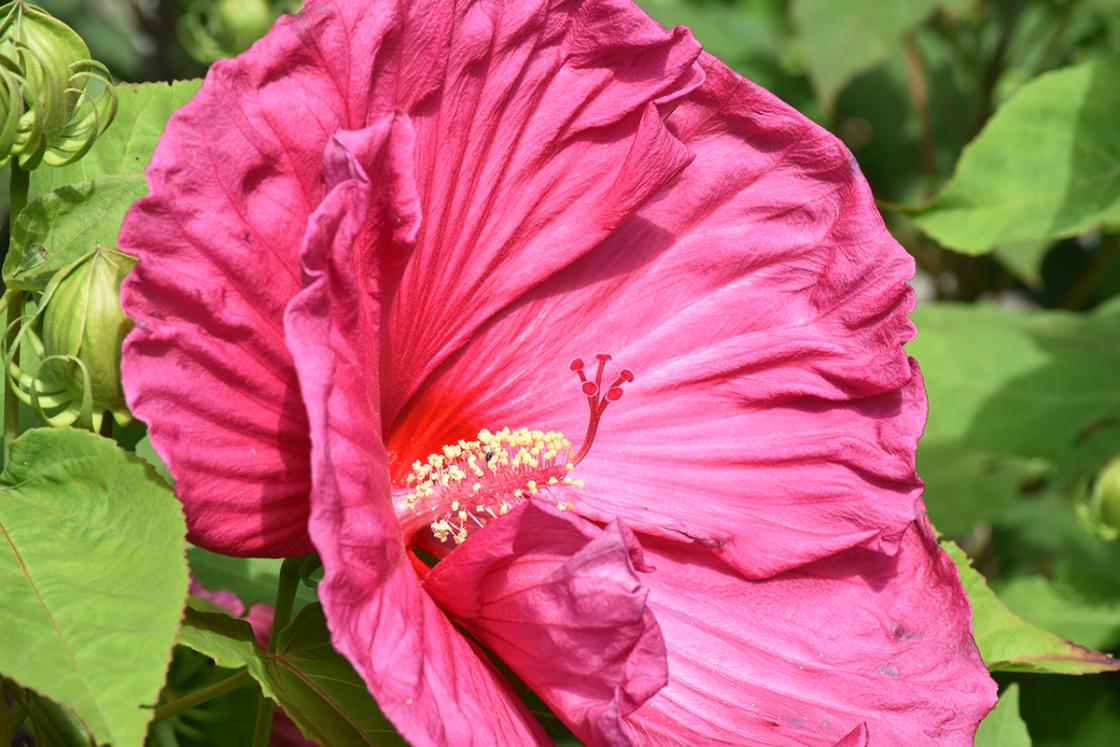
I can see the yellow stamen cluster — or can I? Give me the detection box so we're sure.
[400,427,585,544]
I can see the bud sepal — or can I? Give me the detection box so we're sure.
[2,246,136,431]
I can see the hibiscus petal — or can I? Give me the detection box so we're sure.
[360,0,705,415]
[121,0,703,555]
[119,9,348,554]
[388,54,923,577]
[284,118,548,747]
[424,500,668,747]
[834,725,869,747]
[622,516,996,745]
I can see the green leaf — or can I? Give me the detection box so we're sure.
[914,57,1120,254]
[912,302,1120,530]
[943,540,1118,673]
[995,575,1120,652]
[24,693,93,747]
[790,0,963,111]
[187,546,317,610]
[3,175,147,290]
[919,444,1048,537]
[179,604,406,746]
[0,429,190,747]
[136,434,174,486]
[29,80,201,198]
[994,240,1053,289]
[975,684,1031,747]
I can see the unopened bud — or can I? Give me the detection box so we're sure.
[40,246,136,428]
[1078,457,1120,541]
[179,0,290,64]
[0,1,116,169]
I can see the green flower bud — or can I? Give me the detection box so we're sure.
[1078,456,1120,542]
[179,0,290,64]
[0,1,116,169]
[39,246,136,428]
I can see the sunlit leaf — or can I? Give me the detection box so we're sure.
[914,57,1120,254]
[0,428,189,747]
[29,79,201,198]
[943,540,1119,673]
[912,301,1120,531]
[4,175,146,290]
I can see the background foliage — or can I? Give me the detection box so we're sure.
[2,0,1118,745]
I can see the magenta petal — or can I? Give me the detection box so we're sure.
[623,516,996,745]
[283,118,547,747]
[388,54,923,577]
[121,0,703,554]
[118,10,342,555]
[834,725,870,747]
[424,501,668,747]
[188,578,244,617]
[363,0,704,414]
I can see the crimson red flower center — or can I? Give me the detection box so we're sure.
[395,354,633,545]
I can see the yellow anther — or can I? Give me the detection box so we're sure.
[403,424,588,545]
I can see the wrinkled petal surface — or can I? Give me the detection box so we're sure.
[284,117,548,747]
[121,0,702,556]
[424,500,668,747]
[621,516,996,745]
[388,55,924,578]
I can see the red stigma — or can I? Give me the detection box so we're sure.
[568,353,634,465]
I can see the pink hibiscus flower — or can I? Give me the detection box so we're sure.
[120,0,997,744]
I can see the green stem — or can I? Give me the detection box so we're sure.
[152,668,252,723]
[250,555,305,747]
[9,162,29,222]
[3,164,30,468]
[901,35,940,192]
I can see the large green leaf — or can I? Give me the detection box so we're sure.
[3,175,147,290]
[975,684,1031,747]
[943,541,1118,673]
[912,302,1120,531]
[0,429,189,747]
[790,0,967,111]
[914,57,1120,254]
[29,80,201,198]
[918,444,1048,537]
[178,604,405,746]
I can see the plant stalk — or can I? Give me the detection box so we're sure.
[2,164,30,468]
[152,668,252,723]
[250,554,305,747]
